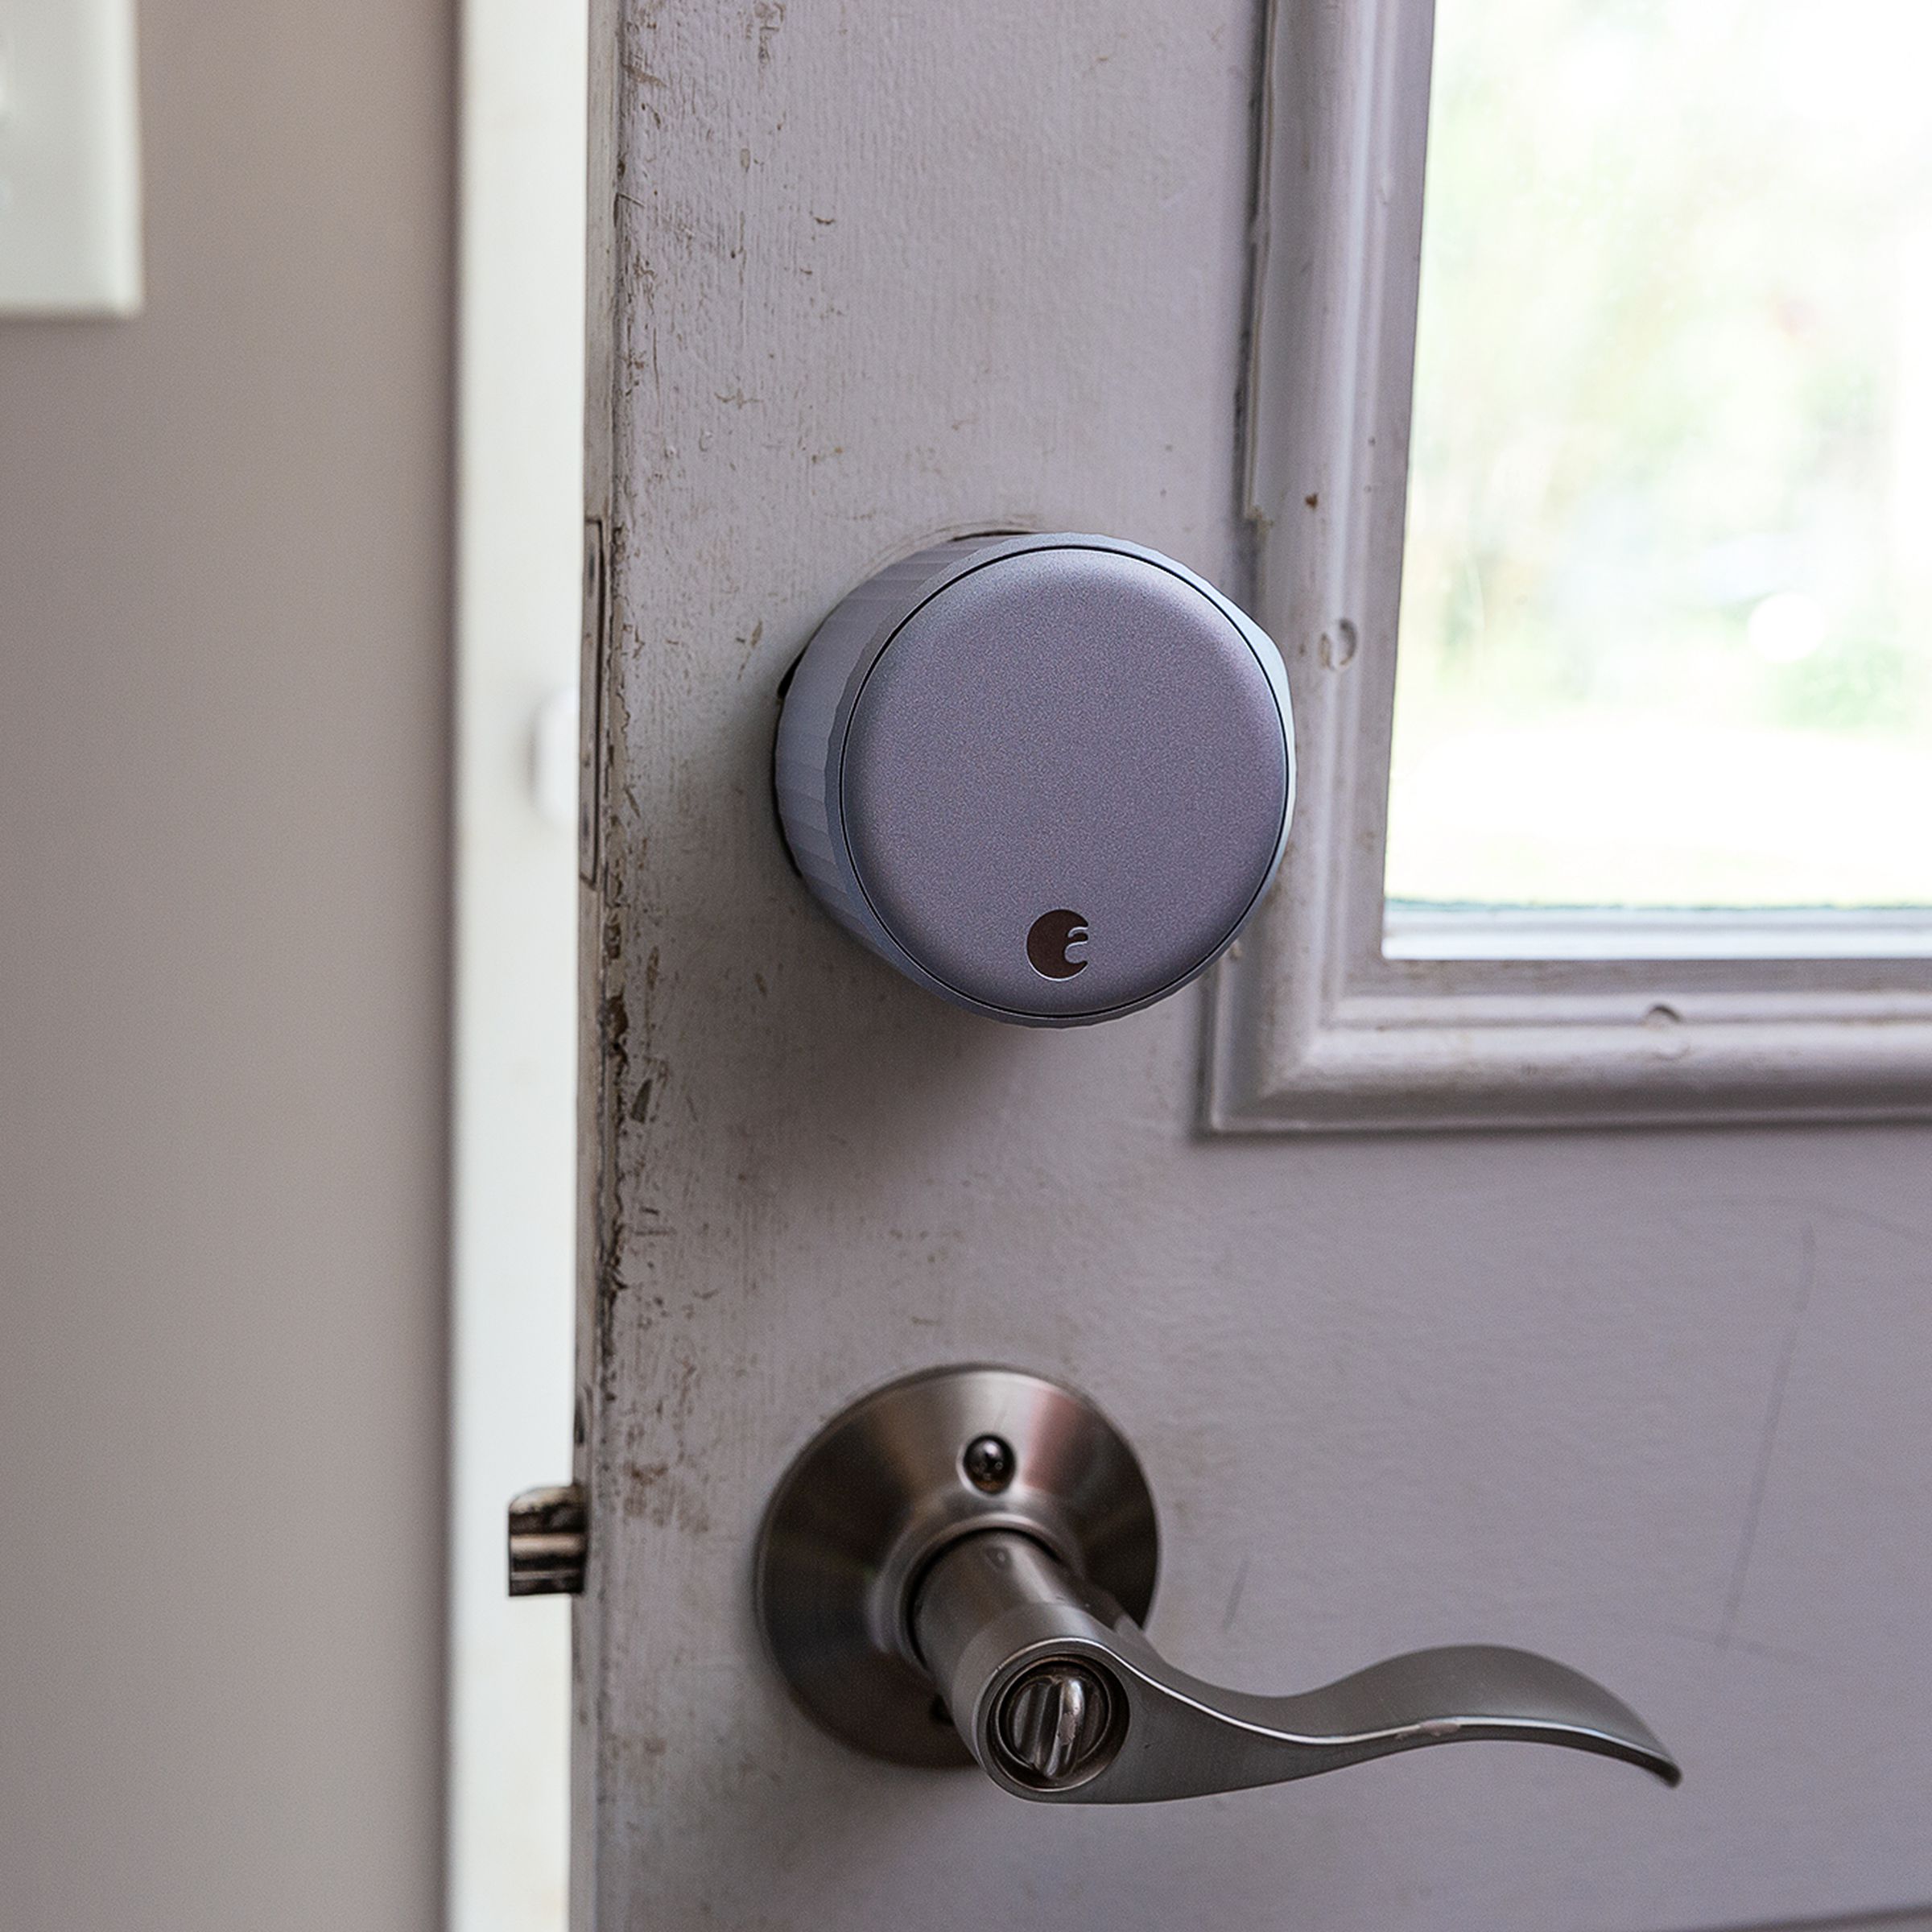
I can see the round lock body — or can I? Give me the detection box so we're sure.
[774,533,1294,1026]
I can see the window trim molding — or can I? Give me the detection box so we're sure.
[1206,0,1932,1135]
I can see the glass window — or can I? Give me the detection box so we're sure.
[1387,0,1932,910]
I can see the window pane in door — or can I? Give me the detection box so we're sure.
[1386,0,1932,910]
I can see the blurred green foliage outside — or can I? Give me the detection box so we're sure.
[1388,0,1932,907]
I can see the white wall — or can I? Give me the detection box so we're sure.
[0,6,454,1927]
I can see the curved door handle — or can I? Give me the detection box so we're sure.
[754,1367,1682,1806]
[914,1530,1680,1802]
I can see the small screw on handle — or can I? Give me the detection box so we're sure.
[962,1435,1016,1493]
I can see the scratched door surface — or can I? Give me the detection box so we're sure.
[572,5,1932,1927]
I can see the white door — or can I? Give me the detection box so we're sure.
[570,3,1932,1926]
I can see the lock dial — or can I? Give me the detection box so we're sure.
[774,533,1294,1026]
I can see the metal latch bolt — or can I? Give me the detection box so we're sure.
[508,1483,587,1596]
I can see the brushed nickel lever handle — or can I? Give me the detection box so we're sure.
[754,1366,1682,1805]
[912,1530,1680,1802]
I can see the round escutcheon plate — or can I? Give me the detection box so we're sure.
[753,1364,1159,1766]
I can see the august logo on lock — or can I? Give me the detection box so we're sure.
[1026,909,1090,980]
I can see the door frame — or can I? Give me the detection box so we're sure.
[445,5,589,1929]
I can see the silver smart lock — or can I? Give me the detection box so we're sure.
[774,533,1295,1025]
